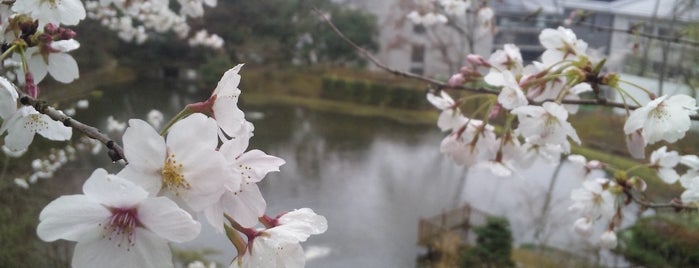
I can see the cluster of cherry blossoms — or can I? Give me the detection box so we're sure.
[1,64,327,267]
[427,26,699,249]
[0,0,223,97]
[407,0,493,28]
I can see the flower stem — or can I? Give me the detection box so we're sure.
[0,44,18,62]
[618,79,655,97]
[158,107,194,136]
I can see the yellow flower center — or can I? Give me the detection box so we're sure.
[161,154,189,194]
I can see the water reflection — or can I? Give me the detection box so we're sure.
[56,80,631,267]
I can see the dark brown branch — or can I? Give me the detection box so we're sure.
[624,188,697,211]
[19,96,127,164]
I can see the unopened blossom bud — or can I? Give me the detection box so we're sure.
[44,23,58,34]
[573,217,593,237]
[448,73,465,86]
[466,54,490,67]
[459,66,482,79]
[586,160,604,170]
[599,230,618,249]
[59,28,77,40]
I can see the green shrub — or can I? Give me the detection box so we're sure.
[460,217,515,268]
[619,215,699,268]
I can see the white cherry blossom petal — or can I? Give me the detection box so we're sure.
[37,195,109,242]
[138,197,201,243]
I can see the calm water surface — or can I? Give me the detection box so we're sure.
[51,80,630,267]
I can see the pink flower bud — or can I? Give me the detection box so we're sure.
[44,23,58,34]
[448,73,465,87]
[466,54,490,67]
[489,103,501,119]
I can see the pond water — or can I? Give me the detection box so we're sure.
[36,79,633,267]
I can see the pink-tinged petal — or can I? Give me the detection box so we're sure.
[37,195,109,242]
[237,150,285,182]
[138,197,201,243]
[117,166,163,196]
[223,183,266,228]
[123,119,166,171]
[220,136,249,161]
[625,132,646,159]
[72,228,173,268]
[276,242,305,268]
[48,53,79,83]
[83,169,148,208]
[167,113,218,152]
[36,113,72,141]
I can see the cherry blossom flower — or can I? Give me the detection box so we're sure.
[204,137,285,230]
[539,26,588,66]
[407,11,447,26]
[21,39,81,84]
[439,0,469,16]
[648,146,680,184]
[623,94,698,145]
[487,44,523,73]
[512,102,580,152]
[12,0,86,28]
[426,91,467,132]
[484,70,528,110]
[569,178,616,221]
[187,64,254,140]
[232,208,328,268]
[118,114,233,212]
[37,169,201,268]
[440,120,497,167]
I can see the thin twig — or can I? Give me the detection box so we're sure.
[19,96,127,164]
[624,188,697,211]
[316,9,699,121]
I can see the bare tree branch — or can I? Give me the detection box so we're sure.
[19,96,127,164]
[624,188,697,211]
[315,8,699,121]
